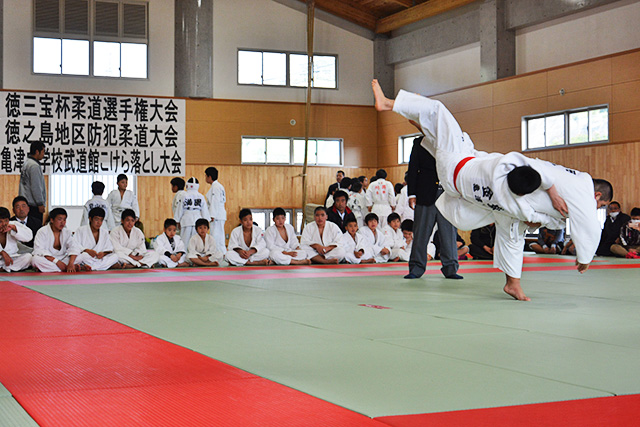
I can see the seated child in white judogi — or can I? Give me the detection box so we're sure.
[341,217,374,264]
[187,218,224,267]
[301,207,345,264]
[153,218,188,268]
[74,207,119,271]
[357,213,391,263]
[265,207,310,265]
[81,181,116,231]
[225,208,270,266]
[110,208,159,268]
[32,208,82,272]
[0,206,33,272]
[396,219,414,262]
[384,212,405,262]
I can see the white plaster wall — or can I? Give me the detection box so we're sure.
[212,0,374,105]
[3,0,174,96]
[394,43,481,97]
[516,0,640,74]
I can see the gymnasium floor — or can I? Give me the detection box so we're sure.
[1,255,639,426]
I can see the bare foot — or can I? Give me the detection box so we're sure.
[82,264,92,272]
[361,258,375,264]
[246,259,270,266]
[177,262,189,267]
[290,259,311,265]
[372,79,394,111]
[503,276,530,301]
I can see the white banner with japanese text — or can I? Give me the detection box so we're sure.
[1,91,185,176]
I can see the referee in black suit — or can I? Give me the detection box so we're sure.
[405,136,462,279]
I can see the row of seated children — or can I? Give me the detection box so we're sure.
[223,207,414,266]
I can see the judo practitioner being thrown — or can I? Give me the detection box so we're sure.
[372,79,612,301]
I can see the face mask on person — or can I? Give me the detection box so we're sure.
[610,211,620,219]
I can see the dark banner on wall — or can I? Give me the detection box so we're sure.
[0,91,186,176]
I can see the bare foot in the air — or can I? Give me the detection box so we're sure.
[372,79,394,111]
[504,276,530,301]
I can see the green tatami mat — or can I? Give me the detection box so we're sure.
[0,397,39,427]
[21,260,640,417]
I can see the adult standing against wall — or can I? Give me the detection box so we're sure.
[205,167,227,254]
[19,141,46,229]
[405,135,461,280]
[325,170,345,205]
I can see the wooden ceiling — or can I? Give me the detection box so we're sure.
[299,0,478,33]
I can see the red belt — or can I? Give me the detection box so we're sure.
[453,157,475,193]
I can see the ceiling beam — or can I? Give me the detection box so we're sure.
[376,0,478,33]
[299,0,378,30]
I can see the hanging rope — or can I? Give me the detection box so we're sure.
[301,0,315,230]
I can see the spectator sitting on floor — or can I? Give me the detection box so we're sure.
[530,227,565,254]
[561,239,576,256]
[610,207,640,259]
[434,229,470,260]
[468,223,496,260]
[596,201,630,256]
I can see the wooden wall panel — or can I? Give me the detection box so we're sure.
[547,58,611,95]
[492,72,547,106]
[0,175,21,212]
[612,50,640,84]
[611,80,640,113]
[432,84,493,113]
[493,98,547,131]
[547,86,611,113]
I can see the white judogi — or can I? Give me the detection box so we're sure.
[107,189,140,223]
[81,195,116,230]
[341,231,373,264]
[393,89,556,227]
[225,225,270,266]
[357,227,390,263]
[366,178,396,227]
[74,225,119,271]
[109,225,159,268]
[32,225,82,272]
[397,186,414,221]
[397,239,413,262]
[153,233,187,268]
[393,89,597,279]
[0,221,33,272]
[175,181,211,248]
[347,191,368,228]
[206,180,227,254]
[384,227,405,259]
[172,190,187,231]
[264,224,307,265]
[300,221,345,261]
[187,233,224,265]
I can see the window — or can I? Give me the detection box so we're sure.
[398,134,420,164]
[33,0,148,78]
[49,173,137,207]
[245,208,301,234]
[242,137,342,166]
[522,105,608,151]
[238,49,337,89]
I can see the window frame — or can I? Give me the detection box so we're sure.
[241,136,344,166]
[398,133,421,164]
[49,172,138,208]
[32,0,149,80]
[521,104,609,152]
[244,208,302,235]
[237,48,339,90]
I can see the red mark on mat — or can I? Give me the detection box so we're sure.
[359,304,391,309]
